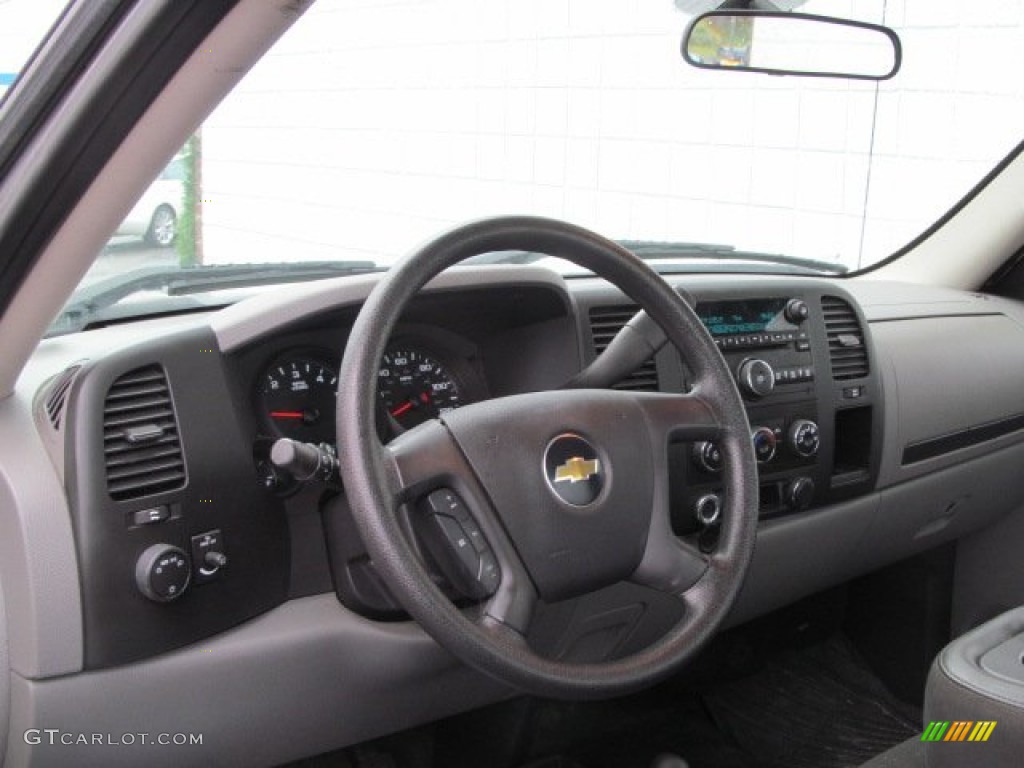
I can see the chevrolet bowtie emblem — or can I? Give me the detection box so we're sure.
[545,435,604,506]
[553,456,601,484]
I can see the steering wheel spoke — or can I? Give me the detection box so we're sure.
[631,529,710,596]
[632,390,725,446]
[478,569,538,638]
[381,419,472,502]
[383,419,538,634]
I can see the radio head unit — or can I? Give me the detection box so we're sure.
[697,297,811,351]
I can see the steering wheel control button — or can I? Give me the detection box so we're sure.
[692,441,723,473]
[419,490,498,599]
[438,515,481,570]
[788,419,821,457]
[135,544,191,602]
[751,426,777,464]
[477,551,500,594]
[191,529,227,584]
[427,488,472,523]
[129,505,170,527]
[738,358,775,398]
[457,514,488,553]
[544,434,604,507]
[694,493,722,527]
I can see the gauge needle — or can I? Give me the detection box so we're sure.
[270,411,305,420]
[390,401,414,417]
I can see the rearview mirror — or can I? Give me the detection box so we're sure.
[682,11,901,81]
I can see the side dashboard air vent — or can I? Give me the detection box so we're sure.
[43,364,82,430]
[822,296,869,380]
[103,365,186,501]
[588,305,660,391]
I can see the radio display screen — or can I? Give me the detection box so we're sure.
[697,298,789,336]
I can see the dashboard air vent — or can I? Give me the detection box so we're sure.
[103,365,186,501]
[589,305,660,391]
[822,296,869,380]
[44,364,82,430]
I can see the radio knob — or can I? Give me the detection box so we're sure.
[788,419,821,457]
[786,477,816,511]
[751,426,777,464]
[785,298,810,324]
[692,441,723,473]
[694,493,722,527]
[737,359,775,398]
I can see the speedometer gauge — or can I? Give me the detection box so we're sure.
[261,356,338,443]
[378,347,463,430]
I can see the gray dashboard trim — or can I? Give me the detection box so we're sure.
[726,493,879,626]
[872,313,1024,489]
[727,440,1024,630]
[0,580,9,761]
[210,265,570,353]
[0,390,83,680]
[5,594,508,768]
[844,279,997,321]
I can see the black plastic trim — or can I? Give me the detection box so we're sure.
[902,413,1024,465]
[64,325,289,669]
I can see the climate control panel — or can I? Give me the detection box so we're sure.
[751,426,778,463]
[690,418,820,474]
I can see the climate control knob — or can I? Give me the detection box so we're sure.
[738,359,775,398]
[135,544,190,603]
[751,426,777,464]
[786,477,816,511]
[788,419,821,457]
[692,441,723,473]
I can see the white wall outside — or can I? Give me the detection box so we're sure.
[186,1,1024,270]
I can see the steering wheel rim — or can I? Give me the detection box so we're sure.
[336,216,758,699]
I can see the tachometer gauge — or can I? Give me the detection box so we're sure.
[378,347,463,431]
[260,356,338,443]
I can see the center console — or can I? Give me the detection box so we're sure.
[926,607,1024,766]
[662,284,881,536]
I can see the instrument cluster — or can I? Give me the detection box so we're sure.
[254,328,486,446]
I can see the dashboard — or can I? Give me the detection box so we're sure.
[24,266,885,666]
[10,265,1024,766]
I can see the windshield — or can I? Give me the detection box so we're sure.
[24,0,1024,332]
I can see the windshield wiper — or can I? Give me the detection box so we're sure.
[49,260,380,336]
[465,240,847,275]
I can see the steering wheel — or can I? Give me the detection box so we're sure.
[336,216,758,699]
